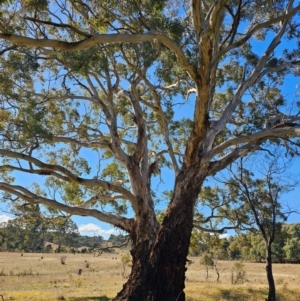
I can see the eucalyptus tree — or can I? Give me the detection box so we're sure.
[9,202,79,252]
[282,223,300,260]
[11,203,47,252]
[207,156,296,301]
[49,217,79,252]
[1,1,300,300]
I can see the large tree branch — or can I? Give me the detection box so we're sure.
[52,135,136,149]
[130,84,149,185]
[89,64,151,200]
[206,5,296,151]
[208,140,260,175]
[213,1,300,66]
[207,126,300,175]
[0,149,136,206]
[86,76,129,167]
[78,194,127,209]
[0,164,70,181]
[118,82,150,196]
[191,0,203,41]
[0,30,196,80]
[119,54,180,175]
[119,65,147,166]
[0,182,133,232]
[205,126,300,162]
[259,60,300,78]
[184,0,227,166]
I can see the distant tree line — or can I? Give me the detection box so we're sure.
[189,223,300,263]
[0,203,106,253]
[107,234,130,247]
[1,203,299,263]
[0,203,132,254]
[0,218,105,253]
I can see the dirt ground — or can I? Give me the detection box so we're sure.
[0,252,299,300]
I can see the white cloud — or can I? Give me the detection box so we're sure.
[219,233,229,239]
[0,214,12,224]
[78,223,115,237]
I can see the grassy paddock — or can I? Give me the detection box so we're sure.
[0,252,299,300]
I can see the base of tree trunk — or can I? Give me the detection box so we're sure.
[114,200,194,301]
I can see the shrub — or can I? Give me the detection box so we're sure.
[231,261,247,284]
[75,277,82,287]
[121,253,132,266]
[200,252,214,280]
[121,253,132,279]
[45,245,52,253]
[17,268,33,276]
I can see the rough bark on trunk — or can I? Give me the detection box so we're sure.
[114,170,201,301]
[266,244,276,301]
[114,204,193,301]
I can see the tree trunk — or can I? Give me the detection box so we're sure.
[214,265,220,282]
[205,266,209,280]
[114,170,201,301]
[266,244,276,301]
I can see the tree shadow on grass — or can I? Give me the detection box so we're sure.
[69,296,111,301]
[219,288,250,301]
[218,287,268,301]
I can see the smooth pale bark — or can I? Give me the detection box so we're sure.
[0,31,196,80]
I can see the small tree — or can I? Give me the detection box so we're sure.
[198,152,298,301]
[50,218,79,253]
[219,155,296,301]
[200,250,222,282]
[10,203,48,252]
[200,252,214,280]
[212,248,224,281]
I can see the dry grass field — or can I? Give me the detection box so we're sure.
[0,252,299,301]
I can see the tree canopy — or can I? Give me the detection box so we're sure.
[1,1,300,300]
